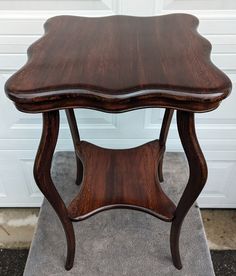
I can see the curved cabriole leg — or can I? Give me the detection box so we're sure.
[65,109,83,185]
[33,111,75,270]
[170,111,208,269]
[158,109,174,182]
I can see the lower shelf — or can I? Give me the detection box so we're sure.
[67,140,176,222]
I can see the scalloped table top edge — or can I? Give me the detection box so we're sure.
[5,14,232,113]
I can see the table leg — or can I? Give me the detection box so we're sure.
[158,109,174,182]
[33,111,75,270]
[65,109,83,185]
[170,111,208,269]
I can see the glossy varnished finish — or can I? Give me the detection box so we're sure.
[68,140,176,221]
[34,111,75,270]
[170,111,208,269]
[4,14,232,271]
[5,14,231,113]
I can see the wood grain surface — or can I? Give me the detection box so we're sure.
[68,140,176,221]
[5,14,231,113]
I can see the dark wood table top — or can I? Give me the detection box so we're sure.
[5,14,231,113]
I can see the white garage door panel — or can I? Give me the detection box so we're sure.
[0,36,39,53]
[163,0,236,11]
[0,151,41,207]
[212,54,236,70]
[199,19,236,35]
[0,1,110,11]
[199,158,236,208]
[0,19,44,35]
[207,35,236,53]
[0,0,236,207]
[0,54,26,70]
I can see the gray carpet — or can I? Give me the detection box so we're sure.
[24,152,215,276]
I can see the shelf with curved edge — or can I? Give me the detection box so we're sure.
[5,14,232,113]
[67,140,176,222]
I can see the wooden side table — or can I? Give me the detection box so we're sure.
[5,14,231,271]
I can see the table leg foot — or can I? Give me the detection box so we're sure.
[170,220,183,270]
[34,111,75,270]
[170,111,208,269]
